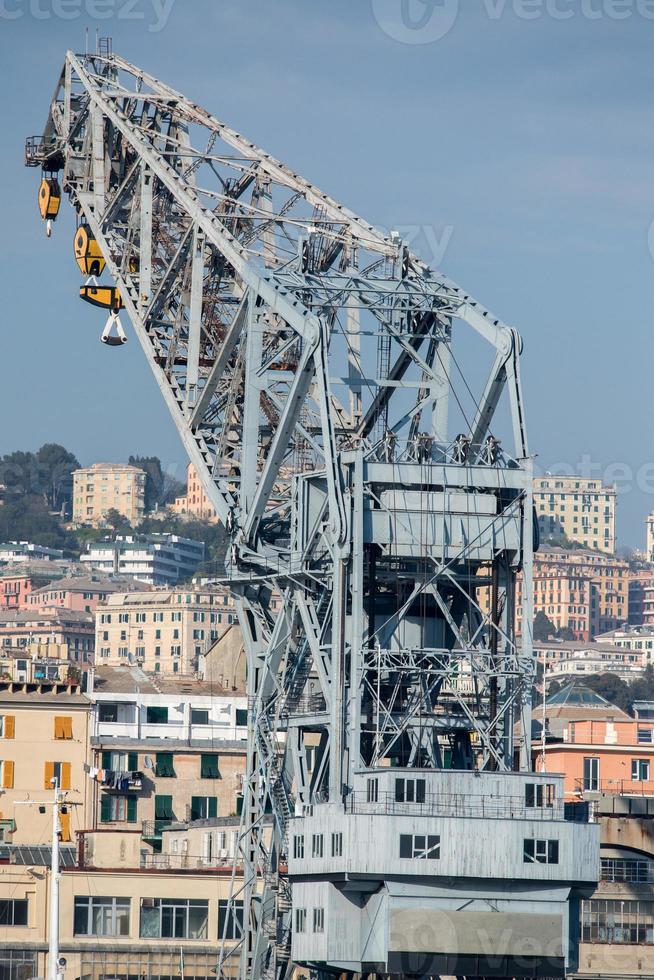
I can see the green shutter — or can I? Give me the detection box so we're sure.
[190,796,201,821]
[236,709,248,726]
[155,795,173,820]
[127,796,137,822]
[128,752,138,771]
[208,797,217,819]
[201,753,220,778]
[101,751,111,770]
[100,795,111,823]
[155,753,175,777]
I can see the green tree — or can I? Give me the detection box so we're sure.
[105,508,132,533]
[35,443,80,512]
[0,494,75,551]
[533,611,556,641]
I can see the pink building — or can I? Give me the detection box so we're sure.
[538,685,654,799]
[27,575,149,614]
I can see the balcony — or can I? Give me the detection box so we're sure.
[575,778,654,798]
[343,790,588,823]
[141,819,172,841]
[100,771,143,792]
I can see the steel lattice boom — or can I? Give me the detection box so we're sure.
[27,45,598,980]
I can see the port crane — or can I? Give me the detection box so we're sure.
[26,42,598,980]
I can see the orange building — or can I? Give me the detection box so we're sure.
[171,463,218,523]
[538,686,654,800]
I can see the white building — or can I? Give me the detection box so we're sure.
[82,534,205,585]
[0,541,64,563]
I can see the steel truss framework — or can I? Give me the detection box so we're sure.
[27,46,535,980]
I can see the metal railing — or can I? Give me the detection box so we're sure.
[343,791,584,822]
[575,778,654,797]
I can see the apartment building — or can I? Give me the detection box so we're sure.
[88,667,247,852]
[0,680,92,845]
[594,626,654,667]
[171,462,219,522]
[82,533,205,585]
[0,541,64,563]
[72,462,147,527]
[96,588,235,674]
[536,689,654,978]
[28,574,147,614]
[0,832,239,980]
[534,476,616,554]
[536,640,646,682]
[627,569,654,625]
[514,548,628,639]
[539,704,654,799]
[0,608,95,662]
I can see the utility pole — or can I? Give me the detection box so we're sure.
[16,779,67,980]
[49,777,61,980]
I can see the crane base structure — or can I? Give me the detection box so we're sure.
[26,43,598,980]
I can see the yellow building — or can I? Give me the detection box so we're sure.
[0,680,91,844]
[0,830,240,980]
[171,462,219,522]
[96,587,237,674]
[534,476,616,554]
[72,462,147,528]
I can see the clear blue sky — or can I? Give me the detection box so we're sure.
[1,1,653,546]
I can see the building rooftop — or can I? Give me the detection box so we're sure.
[0,681,90,704]
[546,683,618,708]
[30,575,149,597]
[91,664,239,696]
[73,462,146,474]
[0,608,94,627]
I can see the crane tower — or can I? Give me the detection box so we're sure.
[26,44,598,980]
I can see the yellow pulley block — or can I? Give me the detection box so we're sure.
[74,224,106,277]
[38,177,61,221]
[79,284,123,312]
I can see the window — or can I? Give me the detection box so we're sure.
[366,778,378,803]
[525,783,555,808]
[154,795,174,824]
[136,612,146,623]
[601,858,654,883]
[192,709,210,726]
[311,834,324,858]
[0,715,14,738]
[524,839,559,864]
[632,759,650,781]
[399,834,440,859]
[313,908,324,933]
[581,899,654,944]
[200,753,220,778]
[218,900,243,940]
[100,795,137,823]
[295,908,306,933]
[190,796,217,821]
[44,762,70,791]
[293,834,304,859]
[331,832,343,857]
[98,703,118,722]
[54,717,72,740]
[1,760,14,789]
[146,706,168,724]
[140,898,208,939]
[73,896,130,936]
[236,708,248,727]
[155,753,175,778]
[395,777,425,803]
[0,899,28,926]
[583,757,600,792]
